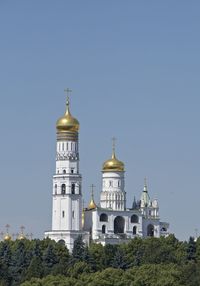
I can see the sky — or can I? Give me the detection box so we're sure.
[0,1,200,240]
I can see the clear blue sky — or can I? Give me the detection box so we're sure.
[0,1,199,240]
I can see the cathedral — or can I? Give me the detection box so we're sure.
[44,98,169,252]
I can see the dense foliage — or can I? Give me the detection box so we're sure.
[0,235,199,285]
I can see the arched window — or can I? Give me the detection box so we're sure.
[131,214,139,223]
[102,225,106,234]
[133,226,137,235]
[58,239,65,245]
[63,169,66,174]
[147,224,154,237]
[100,213,108,222]
[114,216,125,234]
[55,184,57,195]
[62,211,65,218]
[161,227,167,232]
[61,184,66,195]
[71,183,75,194]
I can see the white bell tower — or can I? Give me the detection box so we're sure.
[45,93,85,252]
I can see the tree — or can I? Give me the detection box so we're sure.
[124,264,182,286]
[179,261,200,286]
[82,268,125,286]
[72,235,85,261]
[187,237,196,261]
[88,243,105,271]
[67,261,92,278]
[24,256,43,281]
[10,240,31,285]
[42,243,59,276]
[111,247,128,270]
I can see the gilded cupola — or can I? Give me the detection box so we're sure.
[56,97,79,133]
[88,184,97,210]
[4,224,12,241]
[102,140,124,172]
[4,234,12,241]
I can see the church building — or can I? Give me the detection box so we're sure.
[44,98,169,252]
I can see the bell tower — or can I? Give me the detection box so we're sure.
[45,93,84,252]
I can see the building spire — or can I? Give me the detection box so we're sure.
[64,88,72,115]
[88,184,97,210]
[112,137,116,159]
[5,224,10,234]
[90,184,95,200]
[141,177,150,207]
[4,224,11,241]
[144,177,148,192]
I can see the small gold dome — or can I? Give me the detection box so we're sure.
[18,234,25,240]
[82,209,85,227]
[4,234,12,241]
[102,151,124,172]
[88,186,97,210]
[56,98,79,132]
[88,199,97,210]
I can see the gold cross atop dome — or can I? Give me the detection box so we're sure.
[88,184,97,210]
[64,88,72,110]
[4,224,12,241]
[144,177,147,187]
[56,89,79,133]
[112,137,116,157]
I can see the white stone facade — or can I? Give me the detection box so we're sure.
[100,171,126,210]
[45,99,169,252]
[83,170,169,245]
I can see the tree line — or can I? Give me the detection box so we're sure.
[0,235,199,285]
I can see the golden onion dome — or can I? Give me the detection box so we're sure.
[88,187,97,210]
[4,234,12,241]
[18,234,25,240]
[102,149,124,172]
[82,209,85,228]
[56,97,79,132]
[88,199,97,210]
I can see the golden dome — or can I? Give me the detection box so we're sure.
[88,186,97,210]
[56,98,79,132]
[4,234,12,241]
[102,150,124,172]
[82,209,85,227]
[18,234,25,240]
[88,199,97,210]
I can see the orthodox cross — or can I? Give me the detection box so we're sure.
[90,184,95,199]
[20,225,25,234]
[64,88,72,103]
[112,137,116,153]
[5,224,10,233]
[144,177,147,187]
[195,228,198,240]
